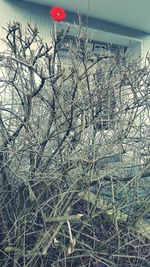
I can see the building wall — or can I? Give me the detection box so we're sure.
[0,0,142,57]
[142,35,150,61]
[0,0,148,167]
[0,0,53,105]
[0,0,53,50]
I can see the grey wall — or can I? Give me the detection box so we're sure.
[0,0,53,48]
[0,0,145,58]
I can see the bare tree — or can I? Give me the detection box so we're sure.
[0,22,150,266]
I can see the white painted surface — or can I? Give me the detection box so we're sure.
[24,0,150,33]
[142,35,150,59]
[0,0,53,50]
[0,0,144,59]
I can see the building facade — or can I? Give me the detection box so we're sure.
[1,0,150,59]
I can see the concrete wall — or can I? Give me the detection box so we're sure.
[0,0,142,58]
[0,0,148,168]
[0,0,53,50]
[141,35,150,60]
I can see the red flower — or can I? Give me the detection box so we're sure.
[50,6,66,22]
